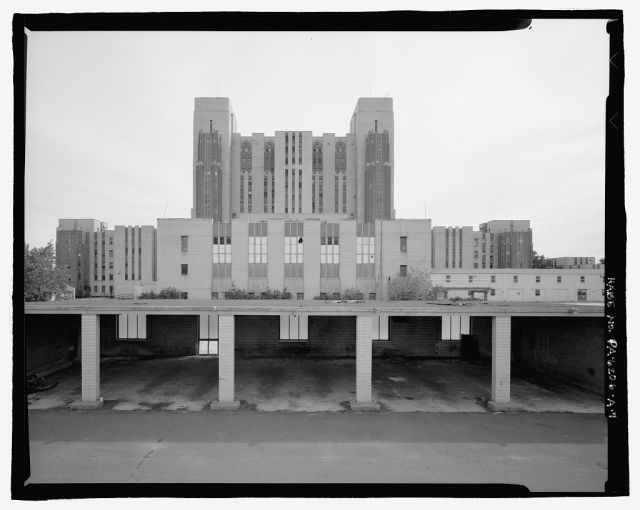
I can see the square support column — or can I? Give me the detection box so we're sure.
[351,315,380,411]
[488,316,519,412]
[70,314,103,409]
[211,313,240,410]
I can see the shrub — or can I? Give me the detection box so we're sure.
[225,286,292,300]
[388,267,444,301]
[313,289,366,300]
[157,287,183,299]
[341,288,364,300]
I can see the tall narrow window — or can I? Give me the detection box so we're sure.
[285,169,289,213]
[292,168,296,211]
[400,236,407,253]
[342,175,347,213]
[181,264,188,275]
[298,169,302,213]
[320,223,340,278]
[248,222,268,278]
[240,140,252,213]
[212,223,232,278]
[284,222,304,278]
[181,235,188,252]
[356,223,376,279]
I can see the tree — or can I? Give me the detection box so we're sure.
[388,266,445,301]
[24,242,71,301]
[532,250,554,269]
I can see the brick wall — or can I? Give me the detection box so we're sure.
[234,315,357,358]
[100,315,198,357]
[373,317,440,357]
[25,314,80,374]
[308,316,356,357]
[470,316,493,357]
[511,317,604,394]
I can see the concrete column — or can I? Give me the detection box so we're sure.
[212,314,239,409]
[71,314,103,409]
[351,315,379,411]
[489,316,517,411]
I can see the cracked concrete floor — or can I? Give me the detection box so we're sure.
[27,356,603,413]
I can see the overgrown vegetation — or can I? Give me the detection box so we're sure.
[24,242,71,301]
[225,286,292,300]
[388,266,446,301]
[138,287,184,299]
[313,288,365,300]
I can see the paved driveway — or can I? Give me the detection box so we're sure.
[26,411,608,491]
[27,356,603,413]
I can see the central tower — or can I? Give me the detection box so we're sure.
[192,97,394,223]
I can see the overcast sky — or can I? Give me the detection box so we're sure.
[24,20,608,259]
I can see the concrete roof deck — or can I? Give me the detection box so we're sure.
[24,299,604,317]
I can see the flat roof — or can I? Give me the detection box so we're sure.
[24,299,604,317]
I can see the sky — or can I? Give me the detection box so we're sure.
[24,19,609,259]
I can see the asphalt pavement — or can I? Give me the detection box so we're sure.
[26,410,607,493]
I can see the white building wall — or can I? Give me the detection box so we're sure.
[430,269,604,302]
[156,218,213,299]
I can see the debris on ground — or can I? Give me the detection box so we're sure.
[27,375,58,394]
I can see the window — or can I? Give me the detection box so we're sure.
[491,275,496,283]
[109,250,113,258]
[320,292,327,299]
[109,238,113,245]
[535,289,540,296]
[249,223,268,277]
[557,276,562,283]
[94,286,97,292]
[212,292,219,299]
[580,276,585,283]
[577,289,587,301]
[181,291,188,299]
[284,222,304,278]
[109,286,113,294]
[445,275,451,283]
[198,340,219,355]
[400,236,407,253]
[109,262,113,269]
[490,289,495,296]
[468,275,474,283]
[101,286,105,293]
[369,293,376,300]
[109,274,113,280]
[356,228,376,278]
[102,275,105,281]
[332,292,340,299]
[181,236,188,252]
[400,265,407,276]
[513,276,518,283]
[320,223,339,278]
[181,264,188,275]
[297,292,304,300]
[536,275,541,283]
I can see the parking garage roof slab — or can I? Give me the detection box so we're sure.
[24,299,604,317]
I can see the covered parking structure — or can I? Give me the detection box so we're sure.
[24,299,604,412]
